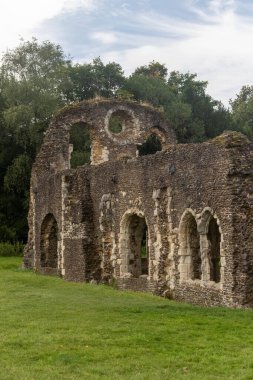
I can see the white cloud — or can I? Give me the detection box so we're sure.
[91,32,117,44]
[0,0,97,53]
[99,1,253,105]
[0,0,252,105]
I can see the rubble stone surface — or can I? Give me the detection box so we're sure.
[24,99,253,307]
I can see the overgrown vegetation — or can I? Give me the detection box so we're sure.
[0,242,23,256]
[0,38,252,244]
[0,257,253,379]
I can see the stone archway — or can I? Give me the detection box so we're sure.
[178,210,201,281]
[120,211,149,278]
[40,213,58,270]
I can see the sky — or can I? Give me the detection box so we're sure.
[0,0,252,106]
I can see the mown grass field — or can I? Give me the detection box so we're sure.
[0,257,253,380]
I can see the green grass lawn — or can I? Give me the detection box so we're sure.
[0,257,253,380]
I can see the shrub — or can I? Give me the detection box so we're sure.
[0,242,24,257]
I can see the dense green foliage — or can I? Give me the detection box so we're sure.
[124,65,232,143]
[230,85,253,140]
[0,39,71,242]
[0,39,252,243]
[0,242,23,256]
[66,57,125,101]
[0,257,253,379]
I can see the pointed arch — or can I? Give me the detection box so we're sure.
[119,210,149,278]
[178,209,201,281]
[40,213,58,270]
[200,208,222,283]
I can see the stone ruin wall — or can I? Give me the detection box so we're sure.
[24,99,253,308]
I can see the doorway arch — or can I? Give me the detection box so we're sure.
[120,211,149,278]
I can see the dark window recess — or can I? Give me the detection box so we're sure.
[138,133,162,156]
[207,217,221,283]
[70,122,91,168]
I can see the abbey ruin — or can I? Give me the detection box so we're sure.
[24,99,253,307]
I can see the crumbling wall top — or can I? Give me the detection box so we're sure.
[36,99,176,171]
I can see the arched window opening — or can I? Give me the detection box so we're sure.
[69,122,91,168]
[140,224,148,275]
[120,214,149,278]
[138,133,162,156]
[179,212,201,281]
[188,216,201,280]
[207,217,221,283]
[40,214,58,269]
[108,109,132,135]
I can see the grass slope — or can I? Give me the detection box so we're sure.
[0,257,253,380]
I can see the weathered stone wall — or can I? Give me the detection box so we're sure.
[226,142,253,306]
[85,143,232,306]
[24,99,253,308]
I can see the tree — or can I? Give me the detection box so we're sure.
[166,71,232,141]
[230,85,253,140]
[0,38,72,242]
[66,57,125,101]
[0,38,71,156]
[122,66,232,143]
[134,61,168,81]
[123,73,175,107]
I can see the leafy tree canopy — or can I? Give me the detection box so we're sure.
[230,85,253,140]
[0,38,71,242]
[66,57,125,101]
[0,38,71,155]
[133,61,168,81]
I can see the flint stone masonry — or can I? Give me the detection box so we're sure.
[24,99,253,307]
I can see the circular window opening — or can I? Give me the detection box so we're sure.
[106,108,136,139]
[108,115,123,134]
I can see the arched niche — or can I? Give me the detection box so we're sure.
[119,211,149,278]
[40,213,58,270]
[178,210,201,281]
[69,122,91,168]
[199,209,222,283]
